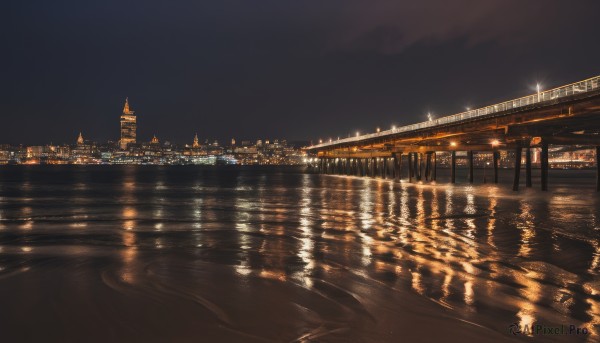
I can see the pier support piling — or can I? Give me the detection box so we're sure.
[432,152,437,181]
[513,146,522,191]
[371,158,377,178]
[468,150,474,184]
[541,142,549,191]
[396,153,402,182]
[493,151,499,184]
[391,154,396,180]
[408,153,414,182]
[451,151,456,184]
[417,153,422,181]
[525,148,532,188]
[425,153,431,181]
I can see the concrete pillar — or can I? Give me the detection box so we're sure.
[541,142,549,191]
[525,148,532,188]
[408,153,414,182]
[372,158,377,178]
[416,153,422,181]
[468,150,474,184]
[390,154,396,180]
[388,157,392,179]
[361,159,366,176]
[432,152,437,181]
[421,153,425,181]
[346,158,351,176]
[396,153,402,182]
[385,157,394,179]
[493,151,499,184]
[425,152,431,181]
[513,147,522,191]
[451,151,456,184]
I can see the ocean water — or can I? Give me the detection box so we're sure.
[0,165,598,342]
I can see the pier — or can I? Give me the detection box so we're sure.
[306,76,600,191]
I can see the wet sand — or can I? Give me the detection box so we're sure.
[0,166,598,342]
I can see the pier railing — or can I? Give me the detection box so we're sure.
[310,75,600,149]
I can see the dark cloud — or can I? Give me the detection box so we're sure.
[1,0,599,145]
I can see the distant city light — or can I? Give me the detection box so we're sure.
[427,113,433,122]
[450,141,457,147]
[491,139,500,146]
[391,125,396,130]
[356,131,360,137]
[376,127,380,133]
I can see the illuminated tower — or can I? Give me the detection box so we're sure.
[120,98,136,150]
[77,132,84,145]
[193,133,200,148]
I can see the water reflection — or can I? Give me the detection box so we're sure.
[0,167,598,341]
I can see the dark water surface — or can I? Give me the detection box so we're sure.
[0,166,598,342]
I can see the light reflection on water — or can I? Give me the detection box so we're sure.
[0,166,598,342]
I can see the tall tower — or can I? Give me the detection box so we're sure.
[192,133,200,148]
[120,98,136,150]
[77,132,84,145]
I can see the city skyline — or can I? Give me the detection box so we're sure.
[0,97,309,165]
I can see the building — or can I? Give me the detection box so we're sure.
[0,144,12,164]
[71,132,95,164]
[120,98,136,150]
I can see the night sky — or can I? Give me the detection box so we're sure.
[2,0,599,146]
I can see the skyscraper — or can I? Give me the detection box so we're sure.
[120,98,136,150]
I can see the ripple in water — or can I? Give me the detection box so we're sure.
[0,165,598,342]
